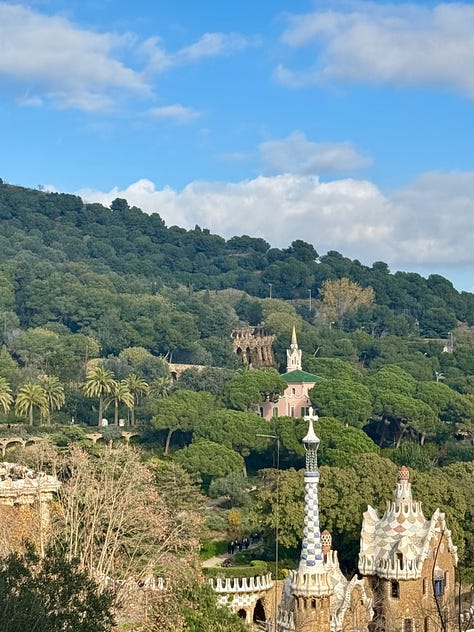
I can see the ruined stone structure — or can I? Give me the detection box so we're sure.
[359,466,458,632]
[275,419,373,632]
[260,327,323,420]
[232,326,276,368]
[0,462,60,556]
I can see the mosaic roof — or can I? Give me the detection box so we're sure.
[359,466,457,580]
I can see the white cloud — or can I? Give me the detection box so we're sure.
[0,3,254,110]
[259,131,371,174]
[278,2,474,98]
[0,2,149,110]
[140,31,257,75]
[76,170,474,270]
[148,104,201,123]
[177,32,257,62]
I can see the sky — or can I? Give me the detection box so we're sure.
[0,0,473,291]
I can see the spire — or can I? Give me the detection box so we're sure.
[286,325,302,372]
[291,324,297,347]
[298,418,324,571]
[289,418,334,601]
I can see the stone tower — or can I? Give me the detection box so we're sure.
[277,420,372,632]
[359,466,458,632]
[286,325,302,373]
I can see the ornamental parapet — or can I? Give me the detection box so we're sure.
[385,499,424,516]
[358,554,422,580]
[290,568,334,597]
[210,573,273,594]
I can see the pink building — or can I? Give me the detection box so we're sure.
[261,327,323,420]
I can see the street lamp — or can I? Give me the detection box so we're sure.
[257,433,280,632]
[308,289,312,311]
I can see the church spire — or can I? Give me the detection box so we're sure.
[286,325,302,372]
[291,324,298,347]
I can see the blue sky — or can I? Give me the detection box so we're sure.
[1,0,473,290]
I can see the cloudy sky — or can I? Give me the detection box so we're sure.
[1,0,473,290]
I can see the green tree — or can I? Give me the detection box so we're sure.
[83,366,116,426]
[174,440,244,489]
[15,383,48,426]
[309,379,372,427]
[38,374,65,425]
[194,409,268,476]
[225,368,287,411]
[149,374,174,399]
[150,390,218,454]
[365,364,417,396]
[0,376,13,414]
[123,373,149,426]
[253,467,304,550]
[104,379,134,425]
[303,357,362,382]
[0,544,115,632]
[370,389,439,446]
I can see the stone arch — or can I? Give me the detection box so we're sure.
[237,608,247,620]
[253,598,266,623]
[5,438,26,453]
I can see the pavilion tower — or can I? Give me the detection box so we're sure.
[276,420,373,632]
[287,418,334,629]
[359,466,458,632]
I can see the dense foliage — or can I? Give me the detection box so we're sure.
[0,178,473,623]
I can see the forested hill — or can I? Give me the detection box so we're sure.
[0,178,473,352]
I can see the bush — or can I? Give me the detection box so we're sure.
[199,540,228,560]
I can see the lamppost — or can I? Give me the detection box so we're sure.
[257,433,280,632]
[308,289,312,311]
[269,283,272,299]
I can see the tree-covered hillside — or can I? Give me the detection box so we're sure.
[1,179,473,342]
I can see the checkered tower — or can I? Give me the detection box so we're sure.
[290,418,333,600]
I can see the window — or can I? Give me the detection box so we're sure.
[272,407,278,418]
[301,407,309,417]
[290,407,295,417]
[391,581,400,599]
[396,552,404,570]
[424,617,429,632]
[291,388,296,395]
[434,579,444,596]
[404,619,413,632]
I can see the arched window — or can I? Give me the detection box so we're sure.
[253,599,266,623]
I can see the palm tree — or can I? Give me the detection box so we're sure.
[0,377,13,414]
[149,375,173,399]
[15,383,48,426]
[104,380,134,426]
[38,374,65,425]
[83,366,115,426]
[123,373,149,426]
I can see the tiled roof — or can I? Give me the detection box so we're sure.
[283,369,324,383]
[358,467,457,579]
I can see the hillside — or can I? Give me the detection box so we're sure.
[0,179,473,344]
